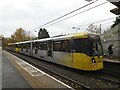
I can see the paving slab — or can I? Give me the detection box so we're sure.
[2,51,72,89]
[2,50,32,89]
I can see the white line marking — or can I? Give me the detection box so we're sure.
[16,61,45,77]
[17,61,35,77]
[4,51,74,89]
[16,59,75,90]
[16,59,74,89]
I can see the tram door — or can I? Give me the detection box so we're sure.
[47,40,53,57]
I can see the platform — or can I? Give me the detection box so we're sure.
[2,50,32,89]
[0,48,2,90]
[2,50,72,89]
[103,57,120,63]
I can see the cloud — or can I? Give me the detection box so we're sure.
[0,0,116,37]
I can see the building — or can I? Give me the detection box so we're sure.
[108,0,120,15]
[100,0,120,58]
[101,23,120,58]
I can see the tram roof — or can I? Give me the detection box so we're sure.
[33,35,72,42]
[19,40,31,44]
[8,32,98,45]
[33,32,93,42]
[8,42,20,45]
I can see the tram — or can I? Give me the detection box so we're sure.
[8,32,104,71]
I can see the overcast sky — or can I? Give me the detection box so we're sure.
[0,0,117,37]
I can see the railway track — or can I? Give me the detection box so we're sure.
[25,57,91,90]
[90,71,120,85]
[7,50,120,89]
[101,71,120,77]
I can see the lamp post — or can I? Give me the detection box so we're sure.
[28,30,37,40]
[34,31,38,39]
[72,27,80,33]
[84,0,93,2]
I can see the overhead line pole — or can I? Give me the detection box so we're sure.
[51,16,117,35]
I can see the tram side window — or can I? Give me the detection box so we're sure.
[16,44,19,48]
[39,43,42,50]
[11,44,16,50]
[33,42,38,54]
[34,42,38,49]
[19,44,23,51]
[39,42,47,50]
[22,43,26,49]
[25,43,30,49]
[43,42,47,50]
[26,43,30,52]
[28,43,31,49]
[82,39,92,55]
[53,41,61,51]
[32,42,35,49]
[12,44,15,48]
[19,43,26,51]
[61,40,70,52]
[26,43,28,52]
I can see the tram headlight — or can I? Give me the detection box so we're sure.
[92,57,96,63]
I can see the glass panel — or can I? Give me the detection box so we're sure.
[73,39,92,56]
[53,41,61,51]
[88,34,103,56]
[92,41,103,56]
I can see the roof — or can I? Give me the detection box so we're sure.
[33,32,91,42]
[110,1,120,8]
[107,0,120,15]
[110,8,120,15]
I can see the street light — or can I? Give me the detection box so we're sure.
[84,0,93,2]
[72,27,80,33]
[28,30,38,40]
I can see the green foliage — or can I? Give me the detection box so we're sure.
[38,28,50,39]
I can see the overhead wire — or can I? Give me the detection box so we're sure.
[31,0,118,37]
[77,16,117,27]
[48,1,112,35]
[31,0,98,31]
[45,1,108,28]
[50,16,118,35]
[34,1,108,36]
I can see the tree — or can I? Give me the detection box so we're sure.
[10,28,33,42]
[38,28,50,39]
[2,28,37,49]
[87,24,102,35]
[11,28,26,42]
[1,37,13,49]
[111,16,120,28]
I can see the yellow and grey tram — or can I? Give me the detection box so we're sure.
[8,32,103,71]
